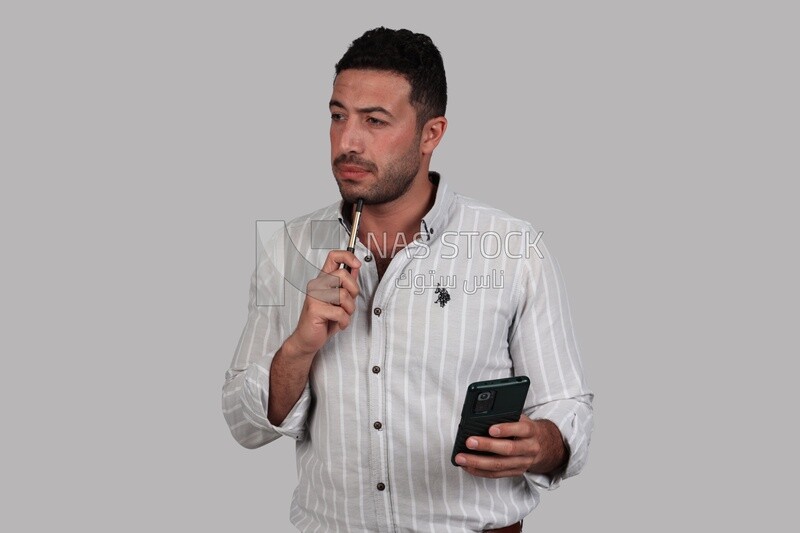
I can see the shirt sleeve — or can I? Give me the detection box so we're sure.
[221,234,312,448]
[507,232,594,490]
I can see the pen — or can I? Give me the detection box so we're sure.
[340,198,364,273]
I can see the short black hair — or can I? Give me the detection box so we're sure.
[335,27,447,128]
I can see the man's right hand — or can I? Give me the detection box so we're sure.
[284,250,362,358]
[268,250,361,426]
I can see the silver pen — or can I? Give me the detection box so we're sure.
[340,198,364,273]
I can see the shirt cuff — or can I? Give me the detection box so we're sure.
[522,397,593,490]
[242,362,311,441]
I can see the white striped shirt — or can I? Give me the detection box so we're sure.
[222,178,593,532]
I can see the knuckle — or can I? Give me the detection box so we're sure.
[320,291,335,304]
[305,291,321,304]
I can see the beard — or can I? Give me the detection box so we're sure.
[333,138,422,205]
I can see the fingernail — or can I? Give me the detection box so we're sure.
[466,438,478,449]
[489,427,500,437]
[455,455,466,465]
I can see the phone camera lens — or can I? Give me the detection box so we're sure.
[477,392,491,401]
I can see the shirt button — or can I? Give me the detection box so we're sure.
[364,255,373,262]
[373,421,382,430]
[373,307,382,316]
[376,482,386,491]
[372,366,381,374]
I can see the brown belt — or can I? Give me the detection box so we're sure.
[484,520,523,533]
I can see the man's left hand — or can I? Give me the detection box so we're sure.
[454,415,568,478]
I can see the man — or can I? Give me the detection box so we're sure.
[223,27,593,533]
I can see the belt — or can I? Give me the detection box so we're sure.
[484,520,523,533]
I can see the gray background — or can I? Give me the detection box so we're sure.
[2,1,797,531]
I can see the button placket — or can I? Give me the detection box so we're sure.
[366,273,391,528]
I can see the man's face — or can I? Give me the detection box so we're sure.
[330,69,422,205]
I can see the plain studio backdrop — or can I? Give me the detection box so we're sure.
[1,1,796,531]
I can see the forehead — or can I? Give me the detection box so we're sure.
[331,69,412,109]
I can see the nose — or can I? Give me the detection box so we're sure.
[333,116,364,154]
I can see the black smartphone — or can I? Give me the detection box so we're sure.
[450,376,530,466]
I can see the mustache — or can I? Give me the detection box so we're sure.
[333,154,378,173]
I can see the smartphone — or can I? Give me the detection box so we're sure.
[450,376,530,466]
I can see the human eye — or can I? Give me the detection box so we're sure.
[366,116,387,126]
[331,112,345,122]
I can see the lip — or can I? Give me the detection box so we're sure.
[337,164,371,179]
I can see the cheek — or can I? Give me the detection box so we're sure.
[329,129,339,155]
[374,134,405,158]
[393,130,419,154]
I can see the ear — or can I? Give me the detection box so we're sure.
[419,116,448,155]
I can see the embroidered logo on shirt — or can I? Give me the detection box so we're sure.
[434,284,451,308]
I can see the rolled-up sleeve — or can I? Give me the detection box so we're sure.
[523,397,593,489]
[222,243,312,448]
[508,231,594,490]
[223,360,311,447]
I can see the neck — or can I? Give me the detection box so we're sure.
[356,170,437,259]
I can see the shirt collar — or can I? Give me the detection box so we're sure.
[338,171,455,242]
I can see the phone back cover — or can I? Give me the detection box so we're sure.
[450,377,530,466]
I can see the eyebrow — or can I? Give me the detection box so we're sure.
[329,100,395,119]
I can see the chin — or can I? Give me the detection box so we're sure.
[336,181,365,204]
[340,193,361,204]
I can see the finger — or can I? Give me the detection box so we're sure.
[349,262,361,282]
[329,269,360,298]
[336,289,356,315]
[334,311,351,331]
[312,302,352,330]
[310,268,360,299]
[308,276,359,306]
[307,288,356,313]
[321,250,361,274]
[462,435,529,457]
[454,452,531,472]
[488,415,535,439]
[307,287,342,305]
